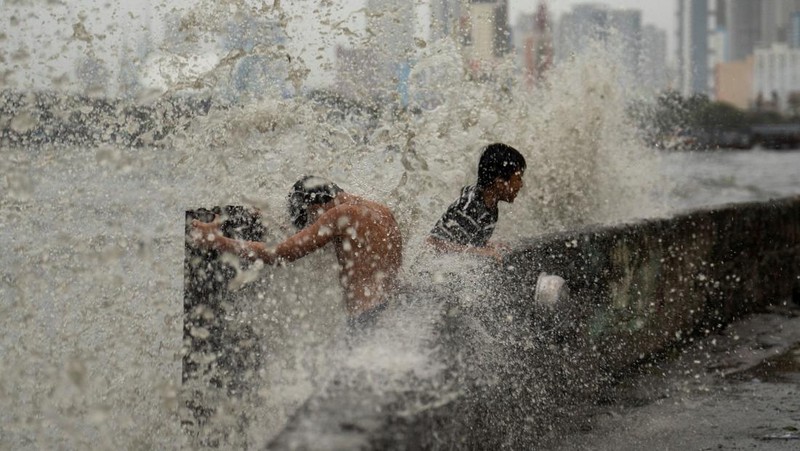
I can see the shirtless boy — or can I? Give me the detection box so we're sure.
[190,176,403,330]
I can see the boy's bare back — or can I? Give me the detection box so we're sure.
[324,195,403,316]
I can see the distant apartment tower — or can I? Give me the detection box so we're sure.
[430,1,511,77]
[555,4,610,62]
[792,12,800,48]
[718,1,800,61]
[760,0,800,48]
[641,25,669,92]
[715,56,754,109]
[512,1,553,89]
[464,0,511,75]
[677,0,710,95]
[708,1,728,84]
[709,2,727,57]
[555,4,643,81]
[713,0,751,108]
[713,0,800,109]
[724,0,762,61]
[753,43,800,112]
[430,0,462,42]
[607,9,642,79]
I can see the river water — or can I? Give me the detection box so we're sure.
[661,149,800,212]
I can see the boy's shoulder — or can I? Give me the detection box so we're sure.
[447,185,487,211]
[449,184,479,204]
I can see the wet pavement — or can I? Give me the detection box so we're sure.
[549,303,800,451]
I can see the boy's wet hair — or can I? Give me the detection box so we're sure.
[476,143,527,189]
[287,175,342,229]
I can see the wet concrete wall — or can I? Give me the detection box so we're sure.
[502,195,800,371]
[264,196,800,449]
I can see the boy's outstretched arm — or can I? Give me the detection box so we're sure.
[426,235,504,262]
[190,210,341,264]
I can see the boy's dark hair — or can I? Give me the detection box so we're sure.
[476,143,527,189]
[287,175,342,229]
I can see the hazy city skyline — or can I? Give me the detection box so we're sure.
[2,0,676,92]
[516,0,676,56]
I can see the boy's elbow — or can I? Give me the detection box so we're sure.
[426,235,453,252]
[426,235,442,248]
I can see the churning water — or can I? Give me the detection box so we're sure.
[2,1,800,449]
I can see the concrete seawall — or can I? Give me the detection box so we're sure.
[263,196,800,449]
[501,195,800,372]
[182,197,800,448]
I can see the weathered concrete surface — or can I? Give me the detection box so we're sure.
[263,196,800,449]
[503,195,800,372]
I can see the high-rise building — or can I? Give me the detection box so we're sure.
[555,4,643,82]
[462,0,511,75]
[725,0,762,61]
[717,1,800,60]
[753,43,800,112]
[641,25,669,92]
[555,3,610,62]
[492,0,511,57]
[760,0,800,48]
[716,0,728,28]
[513,2,553,89]
[715,56,754,109]
[428,1,511,79]
[699,0,800,105]
[709,27,729,76]
[677,0,710,95]
[704,0,728,68]
[607,9,642,79]
[430,0,462,42]
[468,1,499,62]
[792,12,800,48]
